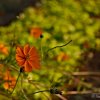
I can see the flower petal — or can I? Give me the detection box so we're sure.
[3,82,9,90]
[24,61,32,72]
[30,27,42,38]
[29,46,38,56]
[16,54,25,66]
[16,54,24,61]
[16,46,24,57]
[28,60,40,69]
[24,44,30,55]
[29,55,39,61]
[28,47,40,69]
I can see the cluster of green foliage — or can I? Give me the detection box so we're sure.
[0,0,100,99]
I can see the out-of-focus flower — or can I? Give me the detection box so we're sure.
[16,44,40,72]
[0,44,8,55]
[0,64,3,68]
[30,27,43,38]
[3,70,16,90]
[54,52,70,61]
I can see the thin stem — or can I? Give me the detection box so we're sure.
[29,81,51,100]
[46,40,72,53]
[21,74,30,100]
[11,72,21,95]
[40,39,44,65]
[28,90,49,95]
[7,73,10,93]
[28,76,50,97]
[10,65,19,72]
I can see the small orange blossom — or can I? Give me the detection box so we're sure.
[30,27,43,38]
[3,70,16,90]
[16,44,40,72]
[54,52,70,61]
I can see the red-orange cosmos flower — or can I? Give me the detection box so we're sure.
[3,70,16,90]
[30,27,43,38]
[16,44,40,72]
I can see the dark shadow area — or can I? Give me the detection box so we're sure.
[0,0,41,26]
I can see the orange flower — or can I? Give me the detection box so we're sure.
[0,44,8,55]
[3,70,16,90]
[54,52,70,61]
[0,64,3,68]
[16,44,40,72]
[30,27,43,38]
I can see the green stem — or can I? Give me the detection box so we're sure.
[28,90,49,95]
[11,71,21,95]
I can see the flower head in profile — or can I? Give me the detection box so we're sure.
[30,27,43,38]
[3,70,16,90]
[16,44,40,72]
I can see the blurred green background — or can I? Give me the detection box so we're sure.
[0,0,100,100]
